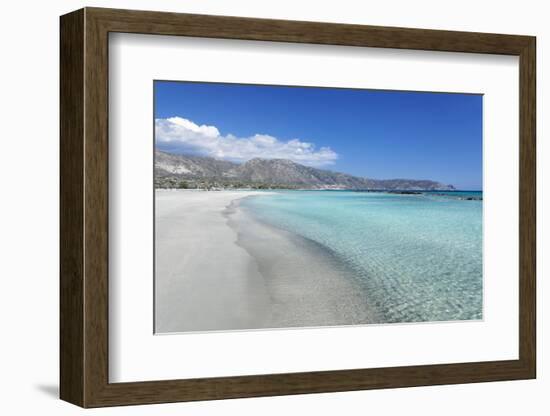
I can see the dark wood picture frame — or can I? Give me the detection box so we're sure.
[60,7,536,408]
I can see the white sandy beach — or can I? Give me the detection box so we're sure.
[155,190,376,333]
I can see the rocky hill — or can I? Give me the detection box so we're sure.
[155,150,237,178]
[155,150,455,190]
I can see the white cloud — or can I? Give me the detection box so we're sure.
[155,116,338,167]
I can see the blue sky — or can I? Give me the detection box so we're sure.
[155,81,482,190]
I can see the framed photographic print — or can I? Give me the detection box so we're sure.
[60,7,536,408]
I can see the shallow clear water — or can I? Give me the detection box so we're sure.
[241,190,483,323]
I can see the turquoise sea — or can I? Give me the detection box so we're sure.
[240,190,483,323]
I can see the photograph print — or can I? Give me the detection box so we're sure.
[154,81,483,334]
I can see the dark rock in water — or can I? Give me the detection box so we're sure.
[387,190,422,195]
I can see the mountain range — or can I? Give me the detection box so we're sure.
[155,150,455,190]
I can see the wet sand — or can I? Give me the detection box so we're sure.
[155,190,376,333]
